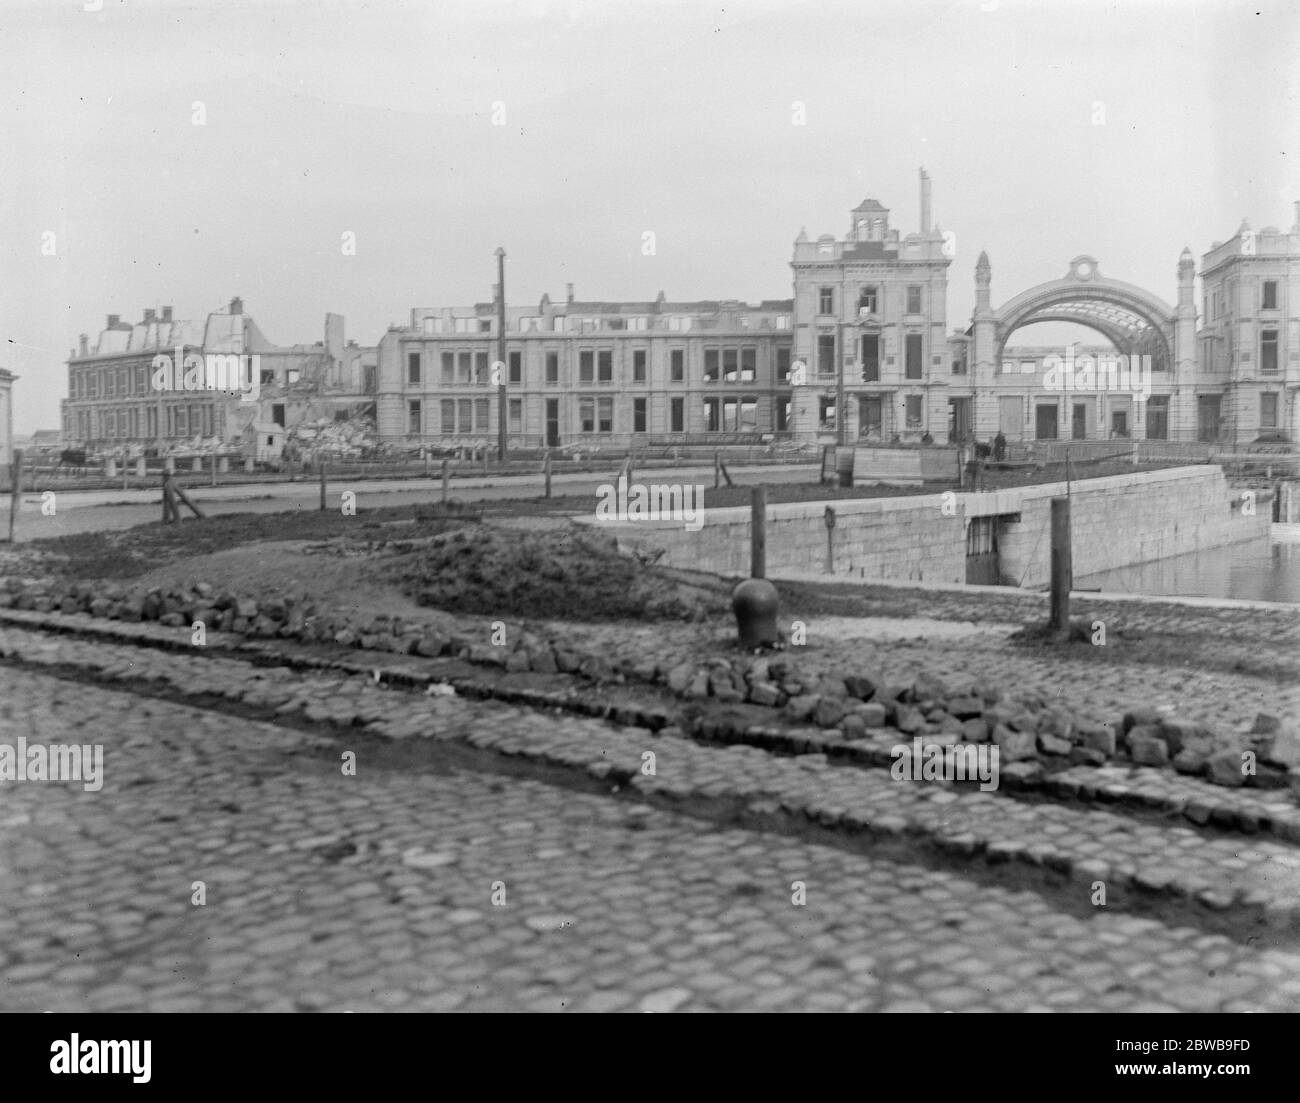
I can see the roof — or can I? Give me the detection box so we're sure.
[852,198,889,212]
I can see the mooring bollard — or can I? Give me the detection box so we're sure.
[732,486,779,648]
[824,505,836,573]
[135,456,146,479]
[543,451,552,499]
[161,474,178,524]
[1049,496,1072,637]
[441,458,450,506]
[319,458,327,511]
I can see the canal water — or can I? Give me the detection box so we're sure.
[1073,534,1300,604]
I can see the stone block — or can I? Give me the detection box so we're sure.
[1204,750,1248,788]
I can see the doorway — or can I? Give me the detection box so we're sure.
[1072,403,1087,440]
[859,395,883,439]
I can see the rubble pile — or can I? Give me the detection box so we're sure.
[2,573,1293,796]
[289,415,378,460]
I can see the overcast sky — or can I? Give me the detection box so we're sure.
[2,0,1297,433]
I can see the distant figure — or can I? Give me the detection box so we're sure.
[993,431,1006,461]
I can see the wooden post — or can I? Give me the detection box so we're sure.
[173,480,205,519]
[161,474,178,524]
[1049,496,1071,637]
[481,446,487,477]
[823,505,836,574]
[8,448,23,543]
[544,451,552,499]
[441,458,449,505]
[123,456,130,492]
[210,454,217,487]
[750,487,766,579]
[423,448,430,477]
[714,449,720,489]
[319,458,327,511]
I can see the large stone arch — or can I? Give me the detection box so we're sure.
[991,255,1176,371]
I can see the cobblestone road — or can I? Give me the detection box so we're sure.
[2,658,1299,1012]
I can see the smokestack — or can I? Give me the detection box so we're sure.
[78,334,88,357]
[161,305,173,323]
[143,308,156,324]
[107,314,120,329]
[566,283,574,304]
[920,167,932,235]
[230,297,243,315]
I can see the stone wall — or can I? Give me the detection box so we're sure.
[585,465,1271,590]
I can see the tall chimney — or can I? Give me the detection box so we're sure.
[143,308,156,324]
[920,167,932,235]
[107,314,120,329]
[161,305,173,322]
[78,334,88,357]
[566,283,574,304]
[230,296,243,315]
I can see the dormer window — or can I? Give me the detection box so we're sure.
[858,286,878,315]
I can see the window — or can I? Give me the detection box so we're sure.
[627,317,647,331]
[818,287,834,315]
[422,317,437,334]
[271,403,285,426]
[458,398,472,431]
[951,353,967,375]
[633,398,647,432]
[135,366,146,393]
[906,286,922,314]
[775,316,790,330]
[607,318,625,331]
[858,286,878,314]
[905,395,923,429]
[819,397,836,431]
[776,346,791,383]
[580,398,595,433]
[703,398,720,432]
[579,351,594,383]
[474,351,488,383]
[107,370,116,398]
[598,350,612,383]
[1261,330,1279,374]
[1145,396,1169,440]
[633,350,646,382]
[775,399,789,431]
[1261,393,1279,430]
[668,317,691,332]
[454,318,474,334]
[905,334,923,379]
[475,397,489,430]
[441,399,455,433]
[478,319,492,334]
[817,334,836,376]
[508,398,522,433]
[740,347,755,382]
[441,352,455,384]
[723,349,738,382]
[545,351,559,384]
[1263,281,1278,310]
[407,400,422,434]
[704,350,719,382]
[670,349,685,382]
[597,397,613,432]
[508,350,522,384]
[406,352,421,384]
[670,397,684,432]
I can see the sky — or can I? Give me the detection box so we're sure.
[1,0,1297,434]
